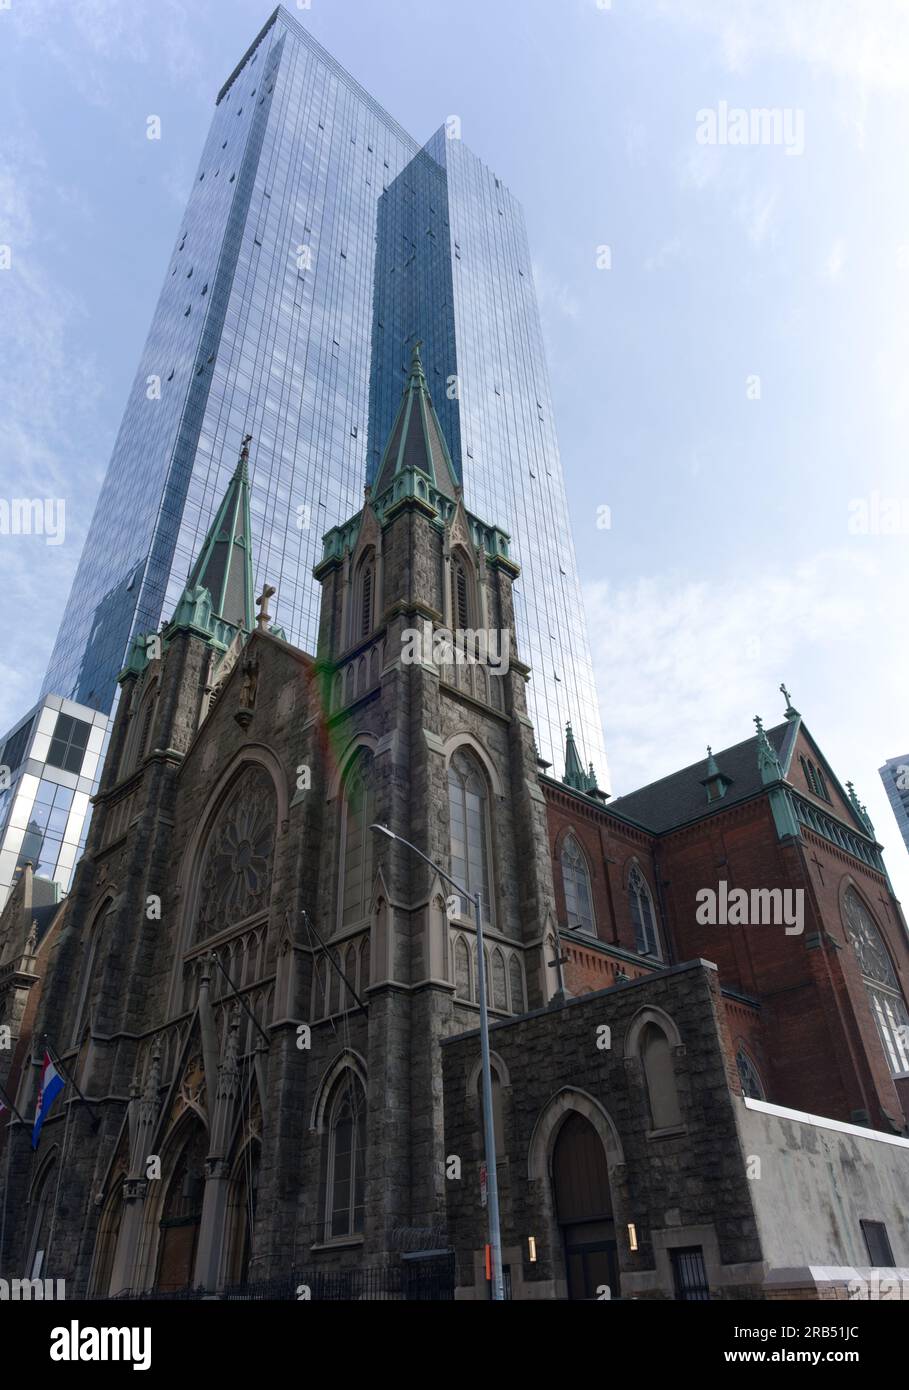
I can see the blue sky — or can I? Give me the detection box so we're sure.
[1,0,908,896]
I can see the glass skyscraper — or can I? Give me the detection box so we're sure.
[880,755,909,858]
[38,4,606,784]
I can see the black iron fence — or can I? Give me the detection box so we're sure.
[100,1253,456,1302]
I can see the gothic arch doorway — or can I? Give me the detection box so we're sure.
[154,1123,208,1292]
[552,1111,618,1300]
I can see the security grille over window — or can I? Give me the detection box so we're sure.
[669,1251,711,1301]
[670,1246,710,1301]
[842,888,909,1076]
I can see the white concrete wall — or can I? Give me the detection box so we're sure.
[737,1097,909,1268]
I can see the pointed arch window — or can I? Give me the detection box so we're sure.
[492,948,507,1010]
[736,1047,765,1100]
[71,900,111,1045]
[448,749,492,921]
[354,551,375,643]
[123,679,158,776]
[359,564,373,639]
[193,766,276,943]
[629,865,660,959]
[508,954,525,1014]
[561,833,595,935]
[451,550,474,629]
[340,751,375,928]
[640,1022,682,1129]
[843,888,909,1075]
[325,1074,366,1239]
[25,1158,58,1279]
[454,935,471,1000]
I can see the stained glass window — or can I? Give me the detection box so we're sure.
[561,834,595,934]
[843,888,909,1076]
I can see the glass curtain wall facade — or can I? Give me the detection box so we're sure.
[38,5,607,782]
[0,696,106,906]
[880,755,909,856]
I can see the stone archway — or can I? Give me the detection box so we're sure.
[153,1121,208,1292]
[528,1088,624,1301]
[552,1112,618,1300]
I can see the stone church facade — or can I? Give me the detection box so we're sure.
[3,347,909,1301]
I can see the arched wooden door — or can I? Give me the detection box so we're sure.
[552,1111,618,1300]
[154,1125,207,1292]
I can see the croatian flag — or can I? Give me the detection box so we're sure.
[32,1052,64,1149]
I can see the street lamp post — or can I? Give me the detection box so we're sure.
[370,823,505,1301]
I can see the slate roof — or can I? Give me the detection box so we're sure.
[608,721,795,833]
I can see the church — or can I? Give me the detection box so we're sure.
[2,345,908,1301]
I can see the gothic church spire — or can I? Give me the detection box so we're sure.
[183,435,256,632]
[372,342,461,501]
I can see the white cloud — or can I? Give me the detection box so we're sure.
[584,548,909,903]
[822,236,847,280]
[649,0,909,91]
[739,185,780,248]
[0,139,107,733]
[6,0,207,106]
[533,259,581,320]
[644,236,682,272]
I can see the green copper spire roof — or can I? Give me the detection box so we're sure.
[373,342,461,501]
[184,435,255,631]
[754,715,783,785]
[563,721,598,794]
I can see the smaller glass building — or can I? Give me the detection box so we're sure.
[0,696,110,909]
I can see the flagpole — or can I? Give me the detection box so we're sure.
[40,1034,101,1133]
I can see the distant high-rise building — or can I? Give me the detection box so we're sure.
[880,755,909,854]
[37,4,607,788]
[0,696,107,907]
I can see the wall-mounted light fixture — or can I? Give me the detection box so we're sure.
[527,1235,537,1263]
[627,1223,638,1252]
